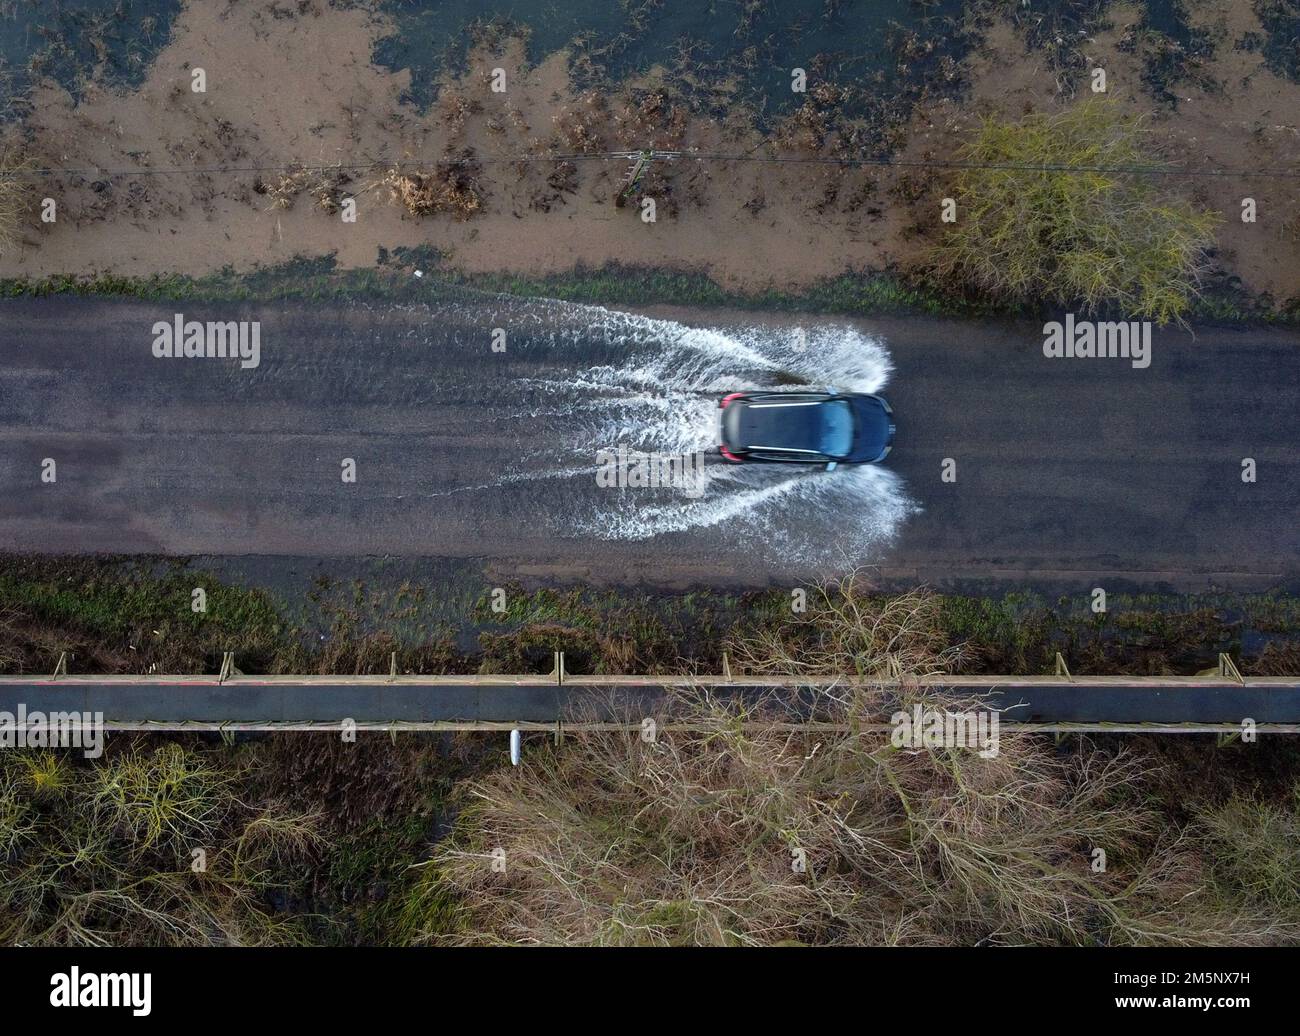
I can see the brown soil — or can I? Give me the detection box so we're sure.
[1,0,1297,301]
[1078,0,1300,300]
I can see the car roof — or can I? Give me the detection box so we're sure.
[735,396,841,454]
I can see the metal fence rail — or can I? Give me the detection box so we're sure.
[2,652,1298,734]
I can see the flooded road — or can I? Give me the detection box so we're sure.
[431,298,914,566]
[1,295,1296,589]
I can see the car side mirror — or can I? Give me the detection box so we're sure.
[825,462,838,472]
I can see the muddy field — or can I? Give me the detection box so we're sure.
[0,0,1297,302]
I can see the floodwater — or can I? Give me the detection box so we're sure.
[4,294,1298,592]
[414,296,918,565]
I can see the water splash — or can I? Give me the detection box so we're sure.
[486,298,919,565]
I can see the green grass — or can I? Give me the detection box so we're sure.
[0,563,280,636]
[3,557,1298,678]
[936,589,1300,675]
[0,556,288,675]
[4,250,1293,324]
[319,812,444,945]
[0,253,967,317]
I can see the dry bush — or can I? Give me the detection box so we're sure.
[1191,789,1300,913]
[552,91,608,153]
[729,576,964,679]
[412,681,1290,946]
[0,147,32,254]
[404,587,1295,946]
[529,160,578,213]
[376,156,484,219]
[257,166,316,209]
[438,91,482,137]
[254,163,352,214]
[612,90,688,151]
[771,82,847,153]
[0,742,321,946]
[1251,641,1300,676]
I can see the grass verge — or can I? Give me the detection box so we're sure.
[2,556,1298,678]
[2,251,1295,324]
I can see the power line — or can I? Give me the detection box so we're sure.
[588,151,1300,178]
[7,148,1300,181]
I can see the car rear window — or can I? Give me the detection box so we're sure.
[818,400,853,458]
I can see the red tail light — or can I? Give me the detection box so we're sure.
[719,392,744,409]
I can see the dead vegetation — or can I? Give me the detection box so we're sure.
[612,90,689,151]
[729,582,965,679]
[254,163,353,214]
[408,586,1299,946]
[0,742,322,946]
[438,90,483,139]
[552,91,609,154]
[251,153,489,222]
[375,155,485,219]
[0,147,32,255]
[4,562,1300,946]
[529,160,578,213]
[417,693,1253,946]
[773,81,851,153]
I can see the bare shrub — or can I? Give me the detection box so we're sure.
[410,681,1287,945]
[0,742,321,945]
[612,90,688,151]
[729,576,964,679]
[254,163,351,213]
[405,587,1293,946]
[438,91,482,137]
[375,156,484,219]
[0,147,32,254]
[552,91,608,153]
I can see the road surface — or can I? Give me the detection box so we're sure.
[1,295,1296,588]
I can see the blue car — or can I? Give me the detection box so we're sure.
[719,390,895,468]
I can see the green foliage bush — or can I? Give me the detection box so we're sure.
[934,99,1220,323]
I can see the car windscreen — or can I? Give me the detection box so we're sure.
[818,400,853,458]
